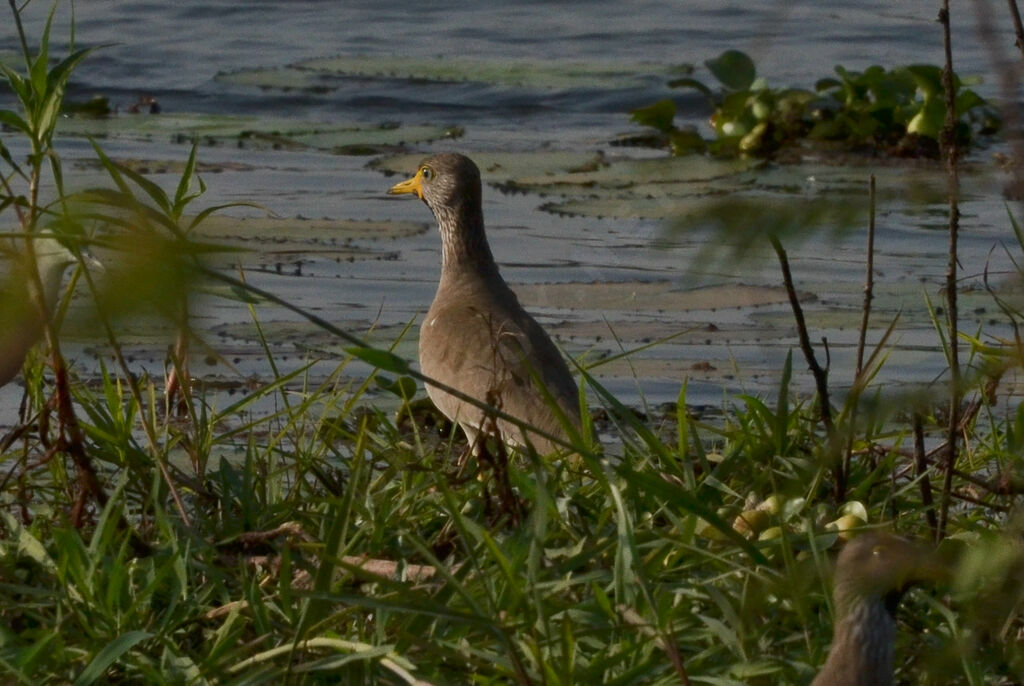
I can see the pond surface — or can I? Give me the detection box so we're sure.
[1,1,1022,418]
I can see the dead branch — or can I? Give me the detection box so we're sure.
[936,0,963,541]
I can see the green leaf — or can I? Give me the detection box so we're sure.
[1,66,31,106]
[629,99,676,133]
[73,187,179,235]
[172,145,200,218]
[705,49,756,91]
[46,47,100,94]
[375,374,418,399]
[955,88,985,114]
[904,64,944,98]
[72,631,152,686]
[346,346,410,374]
[109,160,174,217]
[666,76,714,100]
[186,201,265,233]
[815,76,842,92]
[1007,204,1024,254]
[714,90,755,136]
[775,349,792,455]
[668,128,707,155]
[15,526,57,573]
[12,630,57,678]
[0,109,31,135]
[907,97,944,139]
[738,121,770,153]
[29,18,51,99]
[35,89,64,142]
[222,283,262,303]
[87,140,130,193]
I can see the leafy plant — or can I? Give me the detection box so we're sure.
[629,49,1000,158]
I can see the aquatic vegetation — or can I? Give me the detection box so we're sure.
[54,112,463,155]
[629,49,1001,158]
[217,54,676,93]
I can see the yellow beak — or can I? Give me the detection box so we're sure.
[388,169,424,199]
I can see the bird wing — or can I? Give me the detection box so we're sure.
[419,294,580,452]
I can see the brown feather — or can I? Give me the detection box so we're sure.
[391,153,581,454]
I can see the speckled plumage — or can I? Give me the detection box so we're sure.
[389,153,581,454]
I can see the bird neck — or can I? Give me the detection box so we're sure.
[819,597,897,686]
[434,201,499,278]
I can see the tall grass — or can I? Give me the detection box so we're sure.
[0,2,1023,685]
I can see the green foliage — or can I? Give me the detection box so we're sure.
[0,11,97,156]
[630,99,677,135]
[705,50,757,92]
[629,50,1000,158]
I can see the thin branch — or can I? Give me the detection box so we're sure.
[973,0,1024,197]
[936,0,962,541]
[913,413,938,538]
[769,235,833,432]
[770,234,848,503]
[1007,0,1024,59]
[841,175,877,500]
[854,176,877,383]
[7,0,31,67]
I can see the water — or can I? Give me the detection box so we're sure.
[16,2,1007,121]
[1,1,1021,417]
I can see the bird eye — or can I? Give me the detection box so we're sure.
[420,166,434,181]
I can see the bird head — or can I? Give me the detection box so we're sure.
[388,152,482,216]
[831,531,947,618]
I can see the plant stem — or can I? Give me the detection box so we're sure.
[767,239,832,430]
[853,175,876,382]
[973,0,1024,196]
[769,235,839,496]
[15,102,98,524]
[841,175,877,500]
[12,0,103,526]
[164,294,192,416]
[936,0,962,541]
[913,413,938,538]
[1007,0,1024,59]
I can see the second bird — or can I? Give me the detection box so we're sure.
[388,153,581,455]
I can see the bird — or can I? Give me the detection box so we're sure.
[0,232,82,388]
[387,152,581,455]
[811,531,945,686]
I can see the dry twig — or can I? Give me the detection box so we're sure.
[936,0,963,541]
